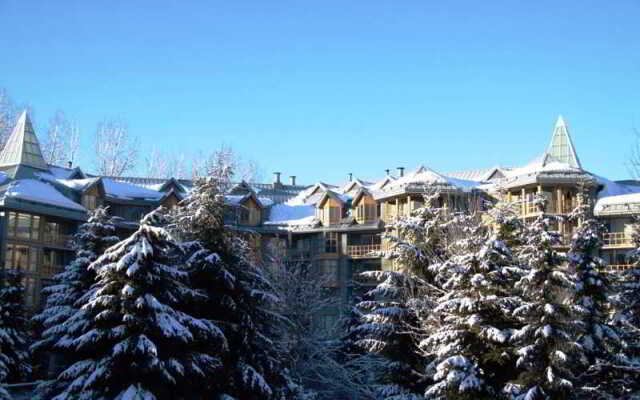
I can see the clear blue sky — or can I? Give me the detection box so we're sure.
[1,0,639,183]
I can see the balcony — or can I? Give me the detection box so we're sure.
[602,232,634,249]
[347,244,383,258]
[41,264,64,277]
[605,264,633,273]
[43,234,74,249]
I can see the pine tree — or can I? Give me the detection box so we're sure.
[508,197,585,399]
[0,269,31,384]
[355,192,455,399]
[32,207,119,387]
[562,191,635,398]
[48,209,225,400]
[172,176,290,399]
[421,203,524,399]
[608,215,640,397]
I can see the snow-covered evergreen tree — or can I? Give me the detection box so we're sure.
[356,191,456,399]
[420,200,524,399]
[0,269,31,384]
[172,176,290,399]
[507,197,585,399]
[608,215,640,397]
[32,207,118,383]
[564,191,636,398]
[47,208,225,400]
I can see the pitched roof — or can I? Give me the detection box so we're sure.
[545,115,581,169]
[0,111,49,170]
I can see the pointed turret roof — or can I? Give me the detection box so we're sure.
[0,111,48,170]
[545,115,581,169]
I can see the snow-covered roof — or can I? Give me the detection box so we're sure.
[265,203,316,226]
[595,192,640,215]
[101,178,165,201]
[2,179,85,211]
[47,165,83,179]
[381,166,479,193]
[446,166,511,182]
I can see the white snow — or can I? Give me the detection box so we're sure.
[594,191,640,214]
[3,179,85,211]
[383,166,479,192]
[265,203,316,226]
[102,178,165,201]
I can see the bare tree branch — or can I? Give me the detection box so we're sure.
[93,117,138,177]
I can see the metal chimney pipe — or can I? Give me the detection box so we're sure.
[290,176,296,186]
[385,169,390,176]
[273,172,281,184]
[348,172,353,181]
[397,167,405,177]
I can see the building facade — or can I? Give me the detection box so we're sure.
[0,112,638,319]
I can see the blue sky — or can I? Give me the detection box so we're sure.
[1,0,639,183]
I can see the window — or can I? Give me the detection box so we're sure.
[357,203,377,222]
[7,212,41,241]
[325,232,338,253]
[82,194,97,210]
[239,207,250,224]
[5,244,38,273]
[16,213,31,239]
[44,221,60,244]
[22,277,37,308]
[328,206,340,225]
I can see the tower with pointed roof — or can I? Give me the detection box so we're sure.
[0,111,49,179]
[545,115,582,169]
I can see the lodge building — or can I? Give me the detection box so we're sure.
[0,111,638,324]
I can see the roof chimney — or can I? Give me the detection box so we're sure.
[348,172,353,181]
[385,169,390,176]
[273,172,281,184]
[67,161,73,168]
[289,175,296,186]
[397,167,405,177]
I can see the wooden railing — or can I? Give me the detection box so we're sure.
[43,234,74,249]
[41,264,64,277]
[605,264,633,272]
[602,232,634,248]
[347,244,382,258]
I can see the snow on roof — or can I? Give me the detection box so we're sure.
[384,166,479,192]
[594,174,640,199]
[265,203,316,226]
[0,172,8,186]
[505,155,583,178]
[47,165,81,179]
[446,166,511,182]
[51,177,99,191]
[3,179,85,211]
[101,178,165,201]
[595,192,640,214]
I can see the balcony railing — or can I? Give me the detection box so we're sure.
[43,234,74,249]
[347,244,382,258]
[602,232,634,248]
[41,264,64,277]
[605,264,633,272]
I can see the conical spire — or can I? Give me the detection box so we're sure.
[0,111,48,170]
[545,115,581,169]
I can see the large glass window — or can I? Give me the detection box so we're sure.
[7,212,41,241]
[5,244,38,273]
[16,213,31,240]
[325,232,338,253]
